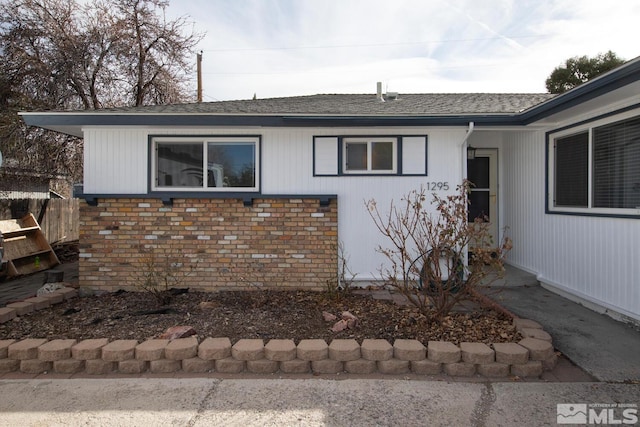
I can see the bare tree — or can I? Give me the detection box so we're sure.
[0,0,204,184]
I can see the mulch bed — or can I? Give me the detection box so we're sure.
[0,288,521,345]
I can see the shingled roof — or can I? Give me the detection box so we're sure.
[95,93,556,116]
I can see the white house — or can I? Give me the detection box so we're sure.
[21,57,640,323]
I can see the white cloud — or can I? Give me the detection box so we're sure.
[168,0,640,100]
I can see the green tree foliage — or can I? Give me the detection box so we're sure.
[545,51,626,94]
[0,0,203,184]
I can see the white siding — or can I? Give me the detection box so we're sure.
[84,128,148,194]
[503,130,640,321]
[402,136,427,174]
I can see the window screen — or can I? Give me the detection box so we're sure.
[554,132,589,207]
[593,116,640,209]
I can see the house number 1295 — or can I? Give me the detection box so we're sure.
[426,182,450,191]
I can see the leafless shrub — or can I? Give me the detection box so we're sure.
[366,180,512,321]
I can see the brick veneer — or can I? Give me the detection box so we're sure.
[79,197,338,292]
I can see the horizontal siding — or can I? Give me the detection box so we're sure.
[503,130,640,320]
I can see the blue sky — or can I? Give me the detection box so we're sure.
[168,0,640,101]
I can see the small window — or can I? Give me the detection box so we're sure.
[153,136,259,192]
[344,138,396,174]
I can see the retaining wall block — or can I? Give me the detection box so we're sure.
[443,362,476,377]
[279,359,310,374]
[182,357,214,373]
[393,339,427,361]
[345,359,377,374]
[361,339,393,361]
[72,338,110,360]
[23,297,51,310]
[0,339,16,359]
[264,339,296,361]
[5,302,34,316]
[85,359,116,375]
[136,339,169,361]
[119,359,148,374]
[20,359,52,374]
[411,359,442,375]
[518,338,554,361]
[53,359,85,374]
[199,337,232,360]
[311,359,343,374]
[477,363,510,377]
[378,359,410,375]
[247,359,279,374]
[8,339,48,360]
[514,318,543,331]
[232,339,264,361]
[38,339,77,361]
[460,342,494,364]
[0,359,20,373]
[427,341,460,363]
[0,307,17,323]
[215,357,245,373]
[40,293,64,305]
[520,328,553,343]
[149,359,181,373]
[165,336,198,360]
[297,339,328,361]
[328,339,360,361]
[492,343,529,365]
[101,340,138,362]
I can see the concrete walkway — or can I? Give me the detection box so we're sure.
[488,266,640,383]
[0,378,638,426]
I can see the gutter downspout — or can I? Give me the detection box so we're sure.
[459,121,474,274]
[459,121,475,182]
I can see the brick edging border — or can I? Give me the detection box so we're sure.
[0,287,557,378]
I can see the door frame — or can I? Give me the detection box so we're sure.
[468,148,499,248]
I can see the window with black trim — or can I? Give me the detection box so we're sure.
[549,112,640,214]
[152,136,259,192]
[344,138,396,174]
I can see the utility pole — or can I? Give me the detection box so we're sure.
[197,51,203,103]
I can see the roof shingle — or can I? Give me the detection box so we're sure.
[94,93,555,116]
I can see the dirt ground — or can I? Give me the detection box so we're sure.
[0,287,521,345]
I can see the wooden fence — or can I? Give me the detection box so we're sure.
[0,198,79,244]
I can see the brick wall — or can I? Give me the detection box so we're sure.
[79,198,338,292]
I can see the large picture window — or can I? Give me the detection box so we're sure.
[153,136,259,192]
[549,111,640,215]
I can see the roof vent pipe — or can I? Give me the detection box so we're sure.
[376,82,384,102]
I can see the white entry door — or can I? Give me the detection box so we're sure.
[467,149,498,248]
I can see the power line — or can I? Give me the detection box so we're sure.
[202,34,548,53]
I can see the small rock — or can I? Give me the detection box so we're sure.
[342,311,358,328]
[159,325,196,340]
[331,319,349,332]
[322,311,337,322]
[198,301,219,310]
